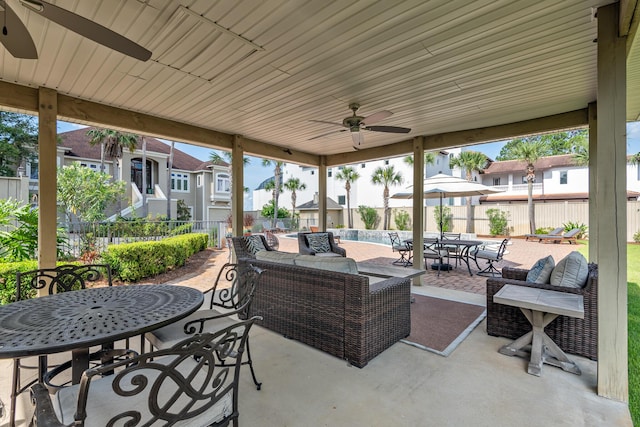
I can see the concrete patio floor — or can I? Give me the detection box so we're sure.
[1,236,632,426]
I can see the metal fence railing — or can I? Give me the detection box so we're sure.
[59,220,227,258]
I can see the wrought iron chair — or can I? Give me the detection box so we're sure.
[441,232,462,267]
[472,238,510,277]
[145,263,264,390]
[422,239,451,277]
[31,318,260,427]
[10,264,131,427]
[388,232,411,266]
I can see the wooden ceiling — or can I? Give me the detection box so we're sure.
[1,0,639,159]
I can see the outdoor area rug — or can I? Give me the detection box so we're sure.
[401,294,487,357]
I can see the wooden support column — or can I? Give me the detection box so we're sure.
[588,102,598,263]
[232,136,245,238]
[38,88,58,294]
[318,156,327,231]
[596,3,628,402]
[412,138,425,283]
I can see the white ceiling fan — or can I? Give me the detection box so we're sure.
[0,0,151,61]
[309,103,411,150]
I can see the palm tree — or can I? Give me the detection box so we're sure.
[371,165,403,230]
[449,151,488,233]
[261,159,284,228]
[513,140,546,234]
[284,177,306,229]
[403,151,437,167]
[571,138,589,166]
[87,128,138,214]
[334,166,360,228]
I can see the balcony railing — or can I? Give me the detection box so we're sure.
[492,183,543,192]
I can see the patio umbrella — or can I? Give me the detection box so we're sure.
[391,173,504,238]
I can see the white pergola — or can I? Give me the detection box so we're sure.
[0,0,637,402]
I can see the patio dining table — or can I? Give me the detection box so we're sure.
[0,284,203,384]
[404,238,483,276]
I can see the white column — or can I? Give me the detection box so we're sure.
[412,137,425,283]
[318,156,327,231]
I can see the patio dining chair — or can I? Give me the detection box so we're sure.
[388,232,411,266]
[145,263,264,390]
[441,232,462,267]
[471,238,510,277]
[422,239,451,277]
[31,318,260,427]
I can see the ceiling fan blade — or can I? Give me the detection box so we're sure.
[21,0,152,61]
[308,129,346,140]
[361,110,392,126]
[0,1,38,59]
[309,119,344,128]
[366,125,411,134]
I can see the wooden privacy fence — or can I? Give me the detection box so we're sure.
[346,200,640,242]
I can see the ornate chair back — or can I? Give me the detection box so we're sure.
[16,264,112,302]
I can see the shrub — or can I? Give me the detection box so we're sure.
[634,231,640,243]
[394,210,411,231]
[0,260,83,305]
[434,206,452,232]
[102,233,208,282]
[563,221,588,239]
[169,223,193,236]
[357,206,380,230]
[486,208,509,236]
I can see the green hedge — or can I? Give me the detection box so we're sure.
[101,233,208,282]
[0,260,83,305]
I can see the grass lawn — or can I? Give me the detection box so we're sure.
[577,242,640,424]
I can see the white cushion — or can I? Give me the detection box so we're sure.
[550,251,589,288]
[53,355,233,426]
[294,255,358,274]
[145,309,236,349]
[526,255,555,284]
[255,250,298,265]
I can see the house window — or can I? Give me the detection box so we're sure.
[560,171,568,185]
[171,172,189,192]
[384,160,389,165]
[493,177,500,186]
[521,175,527,184]
[338,195,346,205]
[216,173,230,192]
[361,163,366,168]
[328,169,332,178]
[197,175,203,187]
[311,170,315,175]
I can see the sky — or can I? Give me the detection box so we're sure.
[57,120,640,193]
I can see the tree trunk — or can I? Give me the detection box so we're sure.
[273,165,281,228]
[528,180,535,234]
[167,141,174,219]
[346,181,352,228]
[100,143,105,173]
[383,186,389,230]
[466,197,473,233]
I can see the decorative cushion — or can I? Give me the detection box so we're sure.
[294,255,359,274]
[306,233,331,253]
[550,251,589,288]
[243,235,266,255]
[526,255,555,284]
[256,250,298,265]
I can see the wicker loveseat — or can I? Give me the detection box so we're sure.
[486,263,598,360]
[233,240,410,367]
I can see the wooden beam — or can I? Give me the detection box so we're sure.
[57,94,233,149]
[596,2,628,402]
[624,1,640,54]
[232,136,245,238]
[619,0,636,36]
[423,110,589,152]
[588,102,598,263]
[240,137,319,166]
[412,137,425,283]
[37,88,58,291]
[325,140,414,167]
[0,81,38,113]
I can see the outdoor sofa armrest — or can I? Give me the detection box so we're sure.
[31,383,67,427]
[499,266,529,281]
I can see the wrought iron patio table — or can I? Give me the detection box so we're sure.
[0,284,203,384]
[404,238,483,276]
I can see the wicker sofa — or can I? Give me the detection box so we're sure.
[486,263,598,360]
[232,238,410,367]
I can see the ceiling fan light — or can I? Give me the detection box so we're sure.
[351,130,362,146]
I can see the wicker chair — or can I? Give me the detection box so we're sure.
[232,234,277,259]
[31,318,260,427]
[298,232,346,257]
[486,263,598,360]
